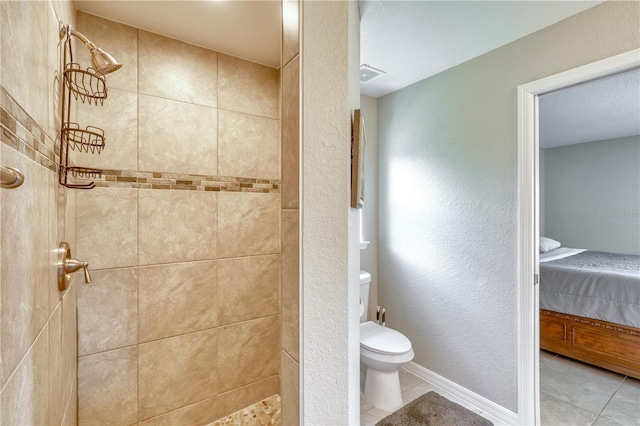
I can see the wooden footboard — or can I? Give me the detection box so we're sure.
[540,309,640,379]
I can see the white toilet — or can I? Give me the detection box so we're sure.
[360,270,414,411]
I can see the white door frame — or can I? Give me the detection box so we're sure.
[517,48,640,426]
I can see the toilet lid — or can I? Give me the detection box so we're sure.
[360,321,412,355]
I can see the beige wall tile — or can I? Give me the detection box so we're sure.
[76,12,138,93]
[139,261,218,342]
[218,192,280,258]
[0,0,49,132]
[48,169,61,314]
[281,57,300,209]
[51,0,76,33]
[47,1,63,139]
[217,375,280,417]
[78,347,138,426]
[138,329,218,420]
[75,88,138,170]
[138,94,217,175]
[61,281,77,416]
[49,305,65,426]
[61,372,78,426]
[139,190,217,265]
[1,325,50,426]
[76,187,138,269]
[218,54,279,118]
[281,351,300,426]
[218,315,279,392]
[282,0,300,67]
[218,255,279,325]
[139,30,217,107]
[139,396,221,426]
[218,110,280,179]
[1,145,51,385]
[281,210,299,361]
[77,268,138,356]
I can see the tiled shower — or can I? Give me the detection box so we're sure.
[0,0,300,424]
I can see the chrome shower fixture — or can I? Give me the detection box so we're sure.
[59,22,122,74]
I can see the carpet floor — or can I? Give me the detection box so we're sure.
[376,391,493,426]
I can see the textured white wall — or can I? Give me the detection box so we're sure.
[377,1,639,412]
[543,135,640,255]
[301,1,360,424]
[359,95,379,319]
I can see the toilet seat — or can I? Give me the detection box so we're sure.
[360,321,412,355]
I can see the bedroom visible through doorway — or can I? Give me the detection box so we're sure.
[516,48,640,426]
[537,69,640,424]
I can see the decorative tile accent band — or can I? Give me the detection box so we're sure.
[0,87,59,174]
[89,169,281,193]
[0,86,280,193]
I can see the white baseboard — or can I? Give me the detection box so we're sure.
[402,362,518,426]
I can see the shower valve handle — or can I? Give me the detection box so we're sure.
[65,258,92,284]
[57,242,92,291]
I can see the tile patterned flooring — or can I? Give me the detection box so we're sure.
[361,355,640,426]
[540,351,640,426]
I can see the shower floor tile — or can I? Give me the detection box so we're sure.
[208,394,280,426]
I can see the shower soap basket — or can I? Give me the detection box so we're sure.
[58,22,121,189]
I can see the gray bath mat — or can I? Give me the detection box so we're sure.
[375,391,493,426]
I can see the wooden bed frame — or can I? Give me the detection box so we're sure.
[540,309,640,380]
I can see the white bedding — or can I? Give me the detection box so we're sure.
[539,247,586,263]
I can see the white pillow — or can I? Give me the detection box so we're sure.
[540,237,561,254]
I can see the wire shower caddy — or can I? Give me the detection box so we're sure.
[58,24,108,189]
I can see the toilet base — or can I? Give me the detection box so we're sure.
[363,366,403,411]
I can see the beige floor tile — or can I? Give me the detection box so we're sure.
[540,349,557,367]
[541,361,624,414]
[399,368,425,392]
[361,407,391,426]
[598,377,640,425]
[401,382,438,405]
[360,394,373,413]
[592,416,627,426]
[540,393,597,426]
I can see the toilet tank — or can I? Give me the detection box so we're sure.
[360,270,372,322]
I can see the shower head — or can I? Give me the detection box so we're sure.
[87,45,122,75]
[61,23,123,75]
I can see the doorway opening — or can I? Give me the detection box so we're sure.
[517,48,640,426]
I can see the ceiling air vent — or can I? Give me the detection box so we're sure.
[360,64,386,83]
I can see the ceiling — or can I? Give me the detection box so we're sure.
[359,0,604,98]
[75,0,281,68]
[539,69,640,149]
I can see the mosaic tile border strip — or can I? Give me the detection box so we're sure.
[0,87,59,174]
[87,169,281,193]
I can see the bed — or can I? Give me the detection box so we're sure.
[538,247,640,379]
